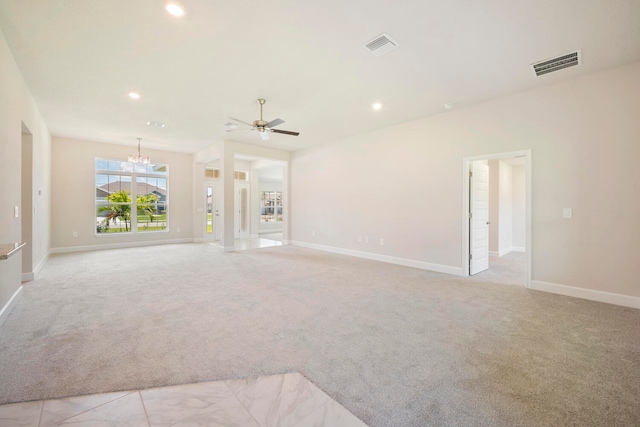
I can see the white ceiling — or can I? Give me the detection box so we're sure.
[1,0,639,154]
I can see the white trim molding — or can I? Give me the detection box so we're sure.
[51,238,195,254]
[22,250,51,282]
[489,247,526,258]
[0,286,23,327]
[531,280,640,309]
[33,250,50,277]
[291,240,464,276]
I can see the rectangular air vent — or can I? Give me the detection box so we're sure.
[531,50,581,76]
[364,33,399,57]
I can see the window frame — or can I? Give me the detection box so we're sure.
[95,158,170,236]
[260,190,282,223]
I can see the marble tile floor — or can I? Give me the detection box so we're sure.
[258,233,283,242]
[0,372,367,427]
[233,237,282,251]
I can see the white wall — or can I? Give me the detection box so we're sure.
[291,61,640,299]
[512,165,526,249]
[0,29,51,314]
[51,137,193,251]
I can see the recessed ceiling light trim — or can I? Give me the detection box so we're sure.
[128,92,141,99]
[531,50,581,77]
[363,33,399,57]
[372,103,382,110]
[147,121,166,128]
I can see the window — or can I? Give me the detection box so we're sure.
[96,159,168,234]
[260,191,282,223]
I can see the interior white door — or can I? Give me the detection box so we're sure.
[470,162,490,275]
[204,182,222,241]
[214,183,222,241]
[234,183,250,239]
[205,183,214,240]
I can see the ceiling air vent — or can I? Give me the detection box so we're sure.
[531,50,581,76]
[364,33,399,57]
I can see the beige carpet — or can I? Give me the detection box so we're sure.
[0,244,639,426]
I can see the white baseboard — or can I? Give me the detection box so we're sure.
[490,247,525,258]
[0,286,23,328]
[33,250,50,277]
[21,249,51,282]
[530,280,640,309]
[290,241,464,276]
[51,238,195,254]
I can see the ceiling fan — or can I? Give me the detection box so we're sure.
[226,98,300,140]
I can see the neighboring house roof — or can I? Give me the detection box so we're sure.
[97,182,167,197]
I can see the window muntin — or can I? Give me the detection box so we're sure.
[260,191,282,223]
[96,159,169,234]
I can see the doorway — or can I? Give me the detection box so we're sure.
[21,123,33,281]
[463,150,532,287]
[235,183,250,239]
[204,182,222,241]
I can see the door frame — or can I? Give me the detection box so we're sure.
[203,181,221,242]
[469,161,490,275]
[461,149,532,287]
[234,182,250,239]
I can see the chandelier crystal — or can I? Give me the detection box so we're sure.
[128,137,150,164]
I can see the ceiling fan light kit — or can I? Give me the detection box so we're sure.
[226,98,300,141]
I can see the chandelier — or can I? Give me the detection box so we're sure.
[128,138,150,165]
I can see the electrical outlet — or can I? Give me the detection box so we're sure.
[177,227,181,233]
[365,236,369,244]
[72,231,78,238]
[380,238,384,246]
[312,230,315,237]
[563,208,572,219]
[358,236,362,243]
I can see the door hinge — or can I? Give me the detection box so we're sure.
[469,170,473,178]
[468,212,473,219]
[469,254,472,260]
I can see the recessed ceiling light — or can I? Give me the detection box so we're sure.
[128,92,141,99]
[372,103,382,110]
[444,103,454,110]
[147,121,166,128]
[225,122,239,129]
[165,3,185,16]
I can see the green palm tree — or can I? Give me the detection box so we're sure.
[137,193,160,227]
[99,190,132,231]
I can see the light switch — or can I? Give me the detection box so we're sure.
[14,206,19,218]
[563,208,572,219]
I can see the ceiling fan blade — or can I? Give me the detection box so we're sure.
[266,118,285,128]
[228,117,255,127]
[259,131,270,140]
[271,129,300,136]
